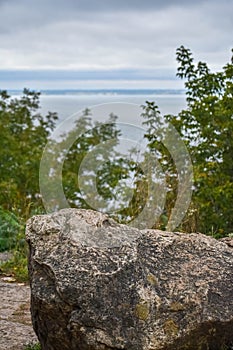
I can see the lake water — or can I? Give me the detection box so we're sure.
[37,91,187,151]
[39,91,186,124]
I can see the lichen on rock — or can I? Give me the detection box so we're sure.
[26,208,233,350]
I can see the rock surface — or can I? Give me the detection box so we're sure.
[26,208,233,350]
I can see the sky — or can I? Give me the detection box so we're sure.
[0,0,232,90]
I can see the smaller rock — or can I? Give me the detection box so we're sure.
[0,251,13,264]
[1,276,16,283]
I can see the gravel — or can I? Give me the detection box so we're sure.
[0,253,38,350]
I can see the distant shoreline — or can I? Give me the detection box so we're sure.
[7,89,185,96]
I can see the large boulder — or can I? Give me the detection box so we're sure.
[26,209,233,350]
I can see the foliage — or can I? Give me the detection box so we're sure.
[0,248,29,282]
[40,108,138,218]
[61,110,131,212]
[0,206,23,251]
[141,101,177,229]
[0,220,29,282]
[23,342,41,350]
[167,46,233,235]
[0,46,232,265]
[0,88,58,219]
[0,89,56,279]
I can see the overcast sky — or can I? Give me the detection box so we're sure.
[0,0,232,89]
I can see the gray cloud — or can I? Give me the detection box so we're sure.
[0,0,206,14]
[0,0,232,83]
[0,0,224,34]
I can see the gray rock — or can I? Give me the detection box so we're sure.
[26,208,233,350]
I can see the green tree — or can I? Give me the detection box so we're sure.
[56,110,135,214]
[141,101,177,229]
[0,206,23,251]
[0,88,58,218]
[1,47,232,239]
[167,46,233,235]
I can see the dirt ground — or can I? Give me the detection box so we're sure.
[0,253,38,350]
